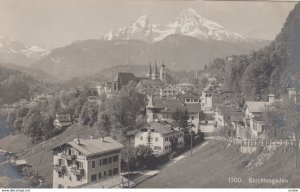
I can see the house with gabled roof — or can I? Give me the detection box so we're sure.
[135,121,185,156]
[146,95,202,129]
[112,72,137,91]
[244,94,278,139]
[159,84,181,98]
[51,136,125,188]
[54,113,72,130]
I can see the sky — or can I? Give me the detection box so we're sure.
[0,0,297,48]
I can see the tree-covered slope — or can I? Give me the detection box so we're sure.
[207,3,300,100]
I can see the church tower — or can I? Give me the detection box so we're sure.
[146,95,156,123]
[160,63,167,83]
[146,62,152,78]
[151,61,159,80]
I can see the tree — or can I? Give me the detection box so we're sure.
[172,107,189,129]
[134,145,157,169]
[97,107,111,136]
[170,137,178,152]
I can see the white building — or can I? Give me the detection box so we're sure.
[51,136,124,188]
[201,90,213,111]
[244,94,276,139]
[135,121,185,156]
[159,84,181,98]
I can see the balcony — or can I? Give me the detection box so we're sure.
[70,167,84,175]
[61,154,77,161]
[53,165,66,172]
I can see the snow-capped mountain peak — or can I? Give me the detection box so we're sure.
[134,15,150,28]
[103,8,253,43]
[0,35,51,66]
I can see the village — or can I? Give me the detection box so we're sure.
[0,60,300,188]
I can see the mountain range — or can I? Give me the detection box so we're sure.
[32,8,269,81]
[33,34,268,81]
[2,8,269,81]
[0,35,50,67]
[104,8,259,43]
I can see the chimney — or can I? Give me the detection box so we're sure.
[74,138,80,145]
[268,94,275,104]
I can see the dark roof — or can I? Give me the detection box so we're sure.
[229,112,244,122]
[137,79,162,88]
[113,73,137,85]
[145,121,180,135]
[152,97,201,114]
[177,93,199,99]
[253,115,264,122]
[185,103,201,113]
[286,74,300,89]
[56,114,71,122]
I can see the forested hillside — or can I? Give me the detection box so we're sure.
[207,3,300,100]
[0,66,51,104]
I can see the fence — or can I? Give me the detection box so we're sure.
[226,138,299,148]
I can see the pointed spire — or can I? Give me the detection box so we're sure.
[155,61,158,74]
[149,62,152,75]
[147,95,155,108]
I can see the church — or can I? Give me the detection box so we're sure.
[136,62,168,95]
[146,61,167,83]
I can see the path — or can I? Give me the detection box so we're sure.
[133,140,211,186]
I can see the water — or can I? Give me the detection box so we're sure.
[0,116,11,140]
[0,116,23,180]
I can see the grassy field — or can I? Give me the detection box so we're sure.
[138,140,300,188]
[0,123,99,187]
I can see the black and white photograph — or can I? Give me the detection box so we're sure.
[0,0,300,190]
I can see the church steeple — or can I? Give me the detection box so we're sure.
[149,62,152,75]
[151,61,159,80]
[146,62,152,78]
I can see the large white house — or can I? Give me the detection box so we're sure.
[135,121,185,156]
[51,136,125,188]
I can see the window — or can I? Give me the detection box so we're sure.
[191,116,194,120]
[165,137,168,141]
[154,146,160,150]
[67,160,72,166]
[155,137,158,142]
[140,136,143,141]
[113,168,119,175]
[78,151,83,156]
[58,159,64,166]
[58,172,63,178]
[76,175,82,181]
[76,161,83,169]
[99,159,102,166]
[104,171,107,177]
[98,173,102,179]
[108,157,112,164]
[113,155,118,162]
[165,146,167,150]
[92,161,95,168]
[91,174,97,182]
[58,184,64,188]
[103,158,108,165]
[109,170,112,176]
